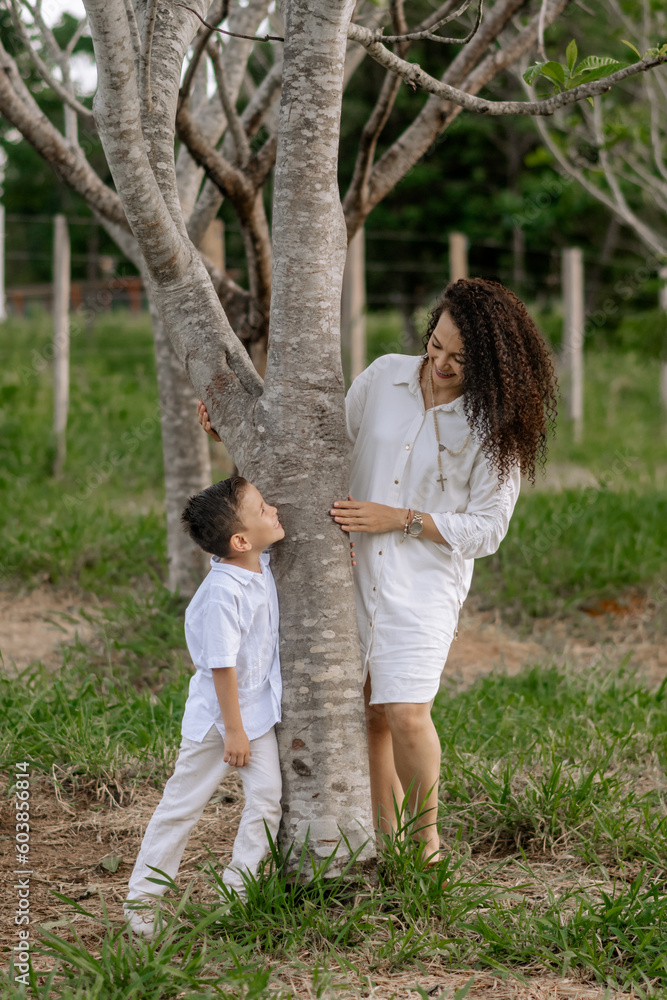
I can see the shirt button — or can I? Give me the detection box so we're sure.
[373,586,376,591]
[405,444,410,450]
[394,479,399,484]
[369,621,373,628]
[378,550,382,555]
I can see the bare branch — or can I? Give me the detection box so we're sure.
[645,74,667,185]
[238,54,283,137]
[65,15,89,57]
[347,22,667,116]
[174,2,284,42]
[180,13,216,99]
[537,0,548,60]
[531,100,667,257]
[380,0,484,47]
[141,0,160,111]
[0,37,126,226]
[207,38,251,166]
[245,133,277,188]
[7,0,96,129]
[122,0,142,74]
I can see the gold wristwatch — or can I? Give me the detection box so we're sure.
[406,510,424,536]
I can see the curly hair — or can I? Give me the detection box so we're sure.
[422,278,559,486]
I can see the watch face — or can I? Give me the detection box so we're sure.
[408,519,423,536]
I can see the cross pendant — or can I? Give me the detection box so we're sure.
[436,473,447,491]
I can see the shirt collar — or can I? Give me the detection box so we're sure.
[393,354,466,415]
[210,550,269,584]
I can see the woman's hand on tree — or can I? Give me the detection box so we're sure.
[329,496,406,534]
[197,401,222,442]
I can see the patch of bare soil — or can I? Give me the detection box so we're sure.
[0,587,102,672]
[448,590,667,690]
[0,773,243,956]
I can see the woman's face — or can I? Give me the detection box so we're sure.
[426,310,465,395]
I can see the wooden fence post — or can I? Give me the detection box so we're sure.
[449,232,468,283]
[562,247,584,443]
[53,214,70,477]
[659,265,667,411]
[341,227,366,382]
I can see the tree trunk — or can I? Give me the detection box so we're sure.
[148,295,211,596]
[247,0,375,868]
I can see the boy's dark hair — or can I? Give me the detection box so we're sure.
[181,477,249,558]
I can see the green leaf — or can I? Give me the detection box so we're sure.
[566,39,578,72]
[523,62,546,85]
[568,59,626,88]
[575,55,623,75]
[100,854,123,873]
[620,38,642,58]
[523,61,565,88]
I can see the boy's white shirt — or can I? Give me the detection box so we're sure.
[181,550,282,742]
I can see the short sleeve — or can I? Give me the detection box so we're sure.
[429,454,521,560]
[201,594,242,672]
[345,364,376,445]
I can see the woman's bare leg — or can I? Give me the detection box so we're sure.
[384,702,441,860]
[364,676,404,839]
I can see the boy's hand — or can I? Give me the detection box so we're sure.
[197,401,222,442]
[223,728,250,767]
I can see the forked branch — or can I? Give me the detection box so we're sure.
[347,22,667,115]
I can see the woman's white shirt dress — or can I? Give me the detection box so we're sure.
[346,353,521,705]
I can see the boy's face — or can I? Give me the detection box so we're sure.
[236,483,285,551]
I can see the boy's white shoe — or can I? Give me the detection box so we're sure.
[124,905,156,939]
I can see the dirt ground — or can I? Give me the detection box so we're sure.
[1,584,665,997]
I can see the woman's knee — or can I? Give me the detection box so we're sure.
[385,703,431,741]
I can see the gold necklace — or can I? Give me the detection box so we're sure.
[428,359,469,492]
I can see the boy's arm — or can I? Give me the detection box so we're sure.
[212,668,250,767]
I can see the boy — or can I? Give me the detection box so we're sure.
[124,476,285,937]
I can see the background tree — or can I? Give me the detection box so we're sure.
[520,0,667,396]
[1,0,665,864]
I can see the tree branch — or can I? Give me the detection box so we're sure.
[122,0,142,76]
[245,134,278,189]
[207,38,251,166]
[176,94,273,349]
[348,0,568,226]
[84,0,263,438]
[0,38,126,226]
[7,0,96,129]
[174,2,284,42]
[379,0,484,46]
[141,0,160,111]
[346,22,667,115]
[531,100,667,258]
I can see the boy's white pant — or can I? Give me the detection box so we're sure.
[126,725,281,900]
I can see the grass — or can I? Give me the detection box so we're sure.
[0,312,165,593]
[1,312,667,997]
[0,311,665,614]
[3,654,667,995]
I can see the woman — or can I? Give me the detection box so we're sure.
[327,278,557,863]
[198,277,558,864]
